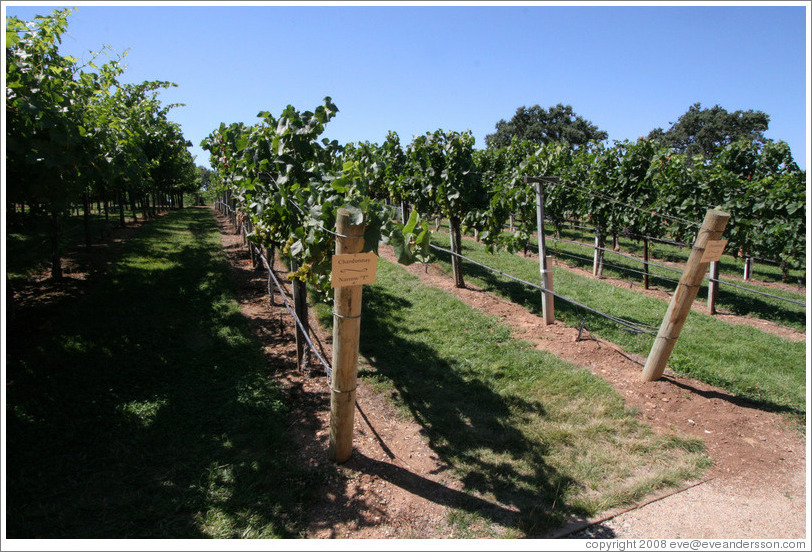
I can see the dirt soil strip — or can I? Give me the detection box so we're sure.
[216,210,806,540]
[215,211,519,539]
[376,244,807,540]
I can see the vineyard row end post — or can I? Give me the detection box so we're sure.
[328,208,367,463]
[641,208,729,381]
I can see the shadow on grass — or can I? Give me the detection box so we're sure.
[6,208,319,538]
[542,235,805,330]
[352,283,592,536]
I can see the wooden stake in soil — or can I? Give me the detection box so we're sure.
[526,176,558,325]
[641,209,729,381]
[328,208,367,463]
[708,260,720,315]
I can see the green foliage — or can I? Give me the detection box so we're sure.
[470,134,805,279]
[405,129,488,220]
[648,102,770,160]
[6,8,200,276]
[201,98,432,302]
[485,103,608,150]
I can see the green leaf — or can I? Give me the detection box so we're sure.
[388,228,415,265]
[403,208,419,235]
[363,222,382,254]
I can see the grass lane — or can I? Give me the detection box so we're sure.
[317,258,710,536]
[6,207,321,538]
[429,231,806,422]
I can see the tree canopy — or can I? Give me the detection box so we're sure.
[647,102,770,159]
[6,8,199,278]
[485,103,608,149]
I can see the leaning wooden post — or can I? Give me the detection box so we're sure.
[328,208,368,463]
[642,209,729,381]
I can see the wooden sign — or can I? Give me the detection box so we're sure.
[331,252,378,287]
[701,239,728,263]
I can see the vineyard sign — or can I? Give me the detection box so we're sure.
[701,240,728,263]
[331,252,378,287]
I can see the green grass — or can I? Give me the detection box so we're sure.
[473,219,806,286]
[430,231,806,422]
[6,207,321,538]
[316,259,710,536]
[534,225,806,331]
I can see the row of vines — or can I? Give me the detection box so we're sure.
[6,9,201,278]
[205,97,805,302]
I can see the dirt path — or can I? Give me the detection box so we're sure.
[216,210,806,540]
[215,212,518,539]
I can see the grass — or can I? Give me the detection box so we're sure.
[429,231,806,422]
[6,210,138,283]
[5,207,321,538]
[316,258,710,536]
[535,225,806,332]
[468,219,806,286]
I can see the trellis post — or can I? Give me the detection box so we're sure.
[525,176,558,325]
[708,260,720,315]
[642,209,729,381]
[328,208,368,463]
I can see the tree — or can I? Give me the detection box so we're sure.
[647,102,770,160]
[485,103,608,149]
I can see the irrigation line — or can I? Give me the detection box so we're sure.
[705,276,807,307]
[428,243,658,335]
[252,236,334,379]
[541,235,805,308]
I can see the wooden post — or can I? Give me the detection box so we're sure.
[708,260,719,315]
[641,209,730,381]
[643,237,650,290]
[329,208,366,463]
[526,176,558,325]
[448,216,465,288]
[544,255,554,325]
[593,227,605,278]
[290,258,310,371]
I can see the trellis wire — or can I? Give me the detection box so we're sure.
[225,197,806,310]
[705,276,807,307]
[254,240,334,379]
[428,243,657,335]
[544,234,685,275]
[216,199,333,379]
[538,177,702,229]
[516,229,805,308]
[547,246,683,287]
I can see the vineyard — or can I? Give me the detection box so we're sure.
[5,9,808,541]
[196,96,804,535]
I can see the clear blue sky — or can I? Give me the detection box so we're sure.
[4,1,810,170]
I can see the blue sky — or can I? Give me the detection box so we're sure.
[4,1,810,170]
